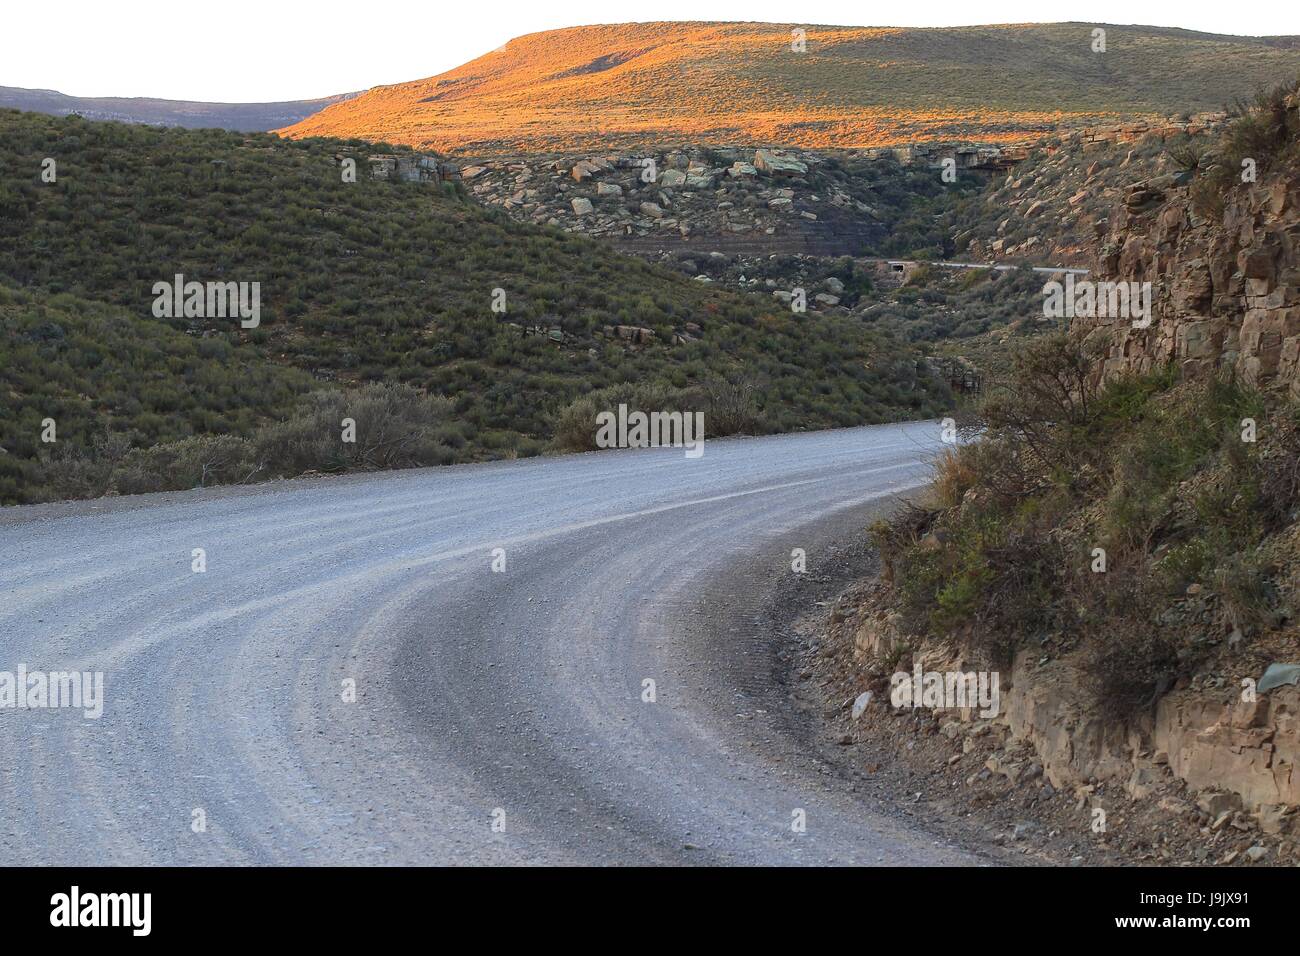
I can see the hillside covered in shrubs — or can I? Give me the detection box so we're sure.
[869,84,1300,713]
[875,336,1297,710]
[0,110,952,504]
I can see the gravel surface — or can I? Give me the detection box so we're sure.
[0,422,986,865]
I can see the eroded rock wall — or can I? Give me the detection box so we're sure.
[848,602,1299,819]
[1079,168,1300,398]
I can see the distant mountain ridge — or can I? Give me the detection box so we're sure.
[277,21,1300,154]
[0,85,358,131]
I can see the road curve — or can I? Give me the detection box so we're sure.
[0,422,983,865]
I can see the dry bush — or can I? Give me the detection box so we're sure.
[549,381,691,454]
[1256,411,1300,534]
[114,434,258,495]
[698,374,765,436]
[931,447,979,509]
[1191,78,1300,217]
[253,383,458,474]
[978,333,1105,482]
[550,376,764,454]
[36,432,132,500]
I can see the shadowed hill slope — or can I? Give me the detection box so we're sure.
[0,86,357,131]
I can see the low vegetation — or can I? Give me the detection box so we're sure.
[0,110,951,504]
[872,334,1299,714]
[820,153,986,260]
[1189,78,1300,216]
[550,375,764,453]
[858,264,1045,342]
[943,132,1180,265]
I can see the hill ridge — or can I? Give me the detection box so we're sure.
[279,21,1300,154]
[0,85,358,132]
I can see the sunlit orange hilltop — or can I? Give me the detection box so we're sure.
[279,21,1299,153]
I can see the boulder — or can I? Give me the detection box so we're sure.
[1259,662,1300,692]
[1255,804,1292,834]
[615,325,656,344]
[754,149,808,176]
[851,692,873,720]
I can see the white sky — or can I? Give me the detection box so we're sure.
[7,1,1299,102]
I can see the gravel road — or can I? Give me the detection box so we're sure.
[0,421,984,865]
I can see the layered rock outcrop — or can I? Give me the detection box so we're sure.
[1080,165,1300,397]
[845,597,1300,826]
[456,146,884,255]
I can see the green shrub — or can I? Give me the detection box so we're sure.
[872,328,1298,712]
[252,384,459,474]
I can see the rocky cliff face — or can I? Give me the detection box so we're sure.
[960,119,1224,269]
[455,146,890,256]
[832,589,1300,861]
[1081,164,1300,398]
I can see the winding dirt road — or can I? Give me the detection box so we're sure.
[0,422,983,865]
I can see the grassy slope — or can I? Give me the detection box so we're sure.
[280,22,1300,153]
[0,284,316,502]
[0,110,949,503]
[877,340,1298,712]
